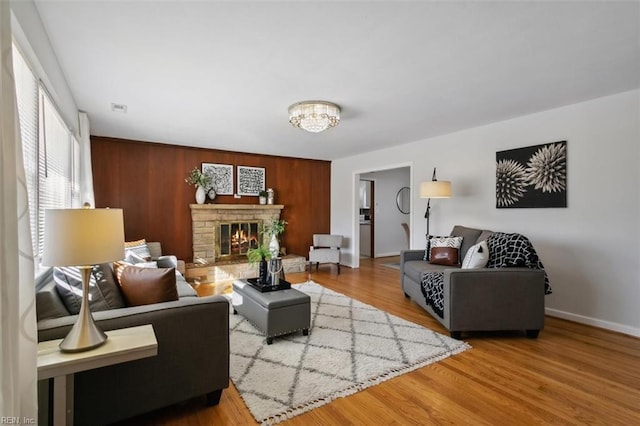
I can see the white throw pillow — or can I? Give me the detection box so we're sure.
[461,240,489,269]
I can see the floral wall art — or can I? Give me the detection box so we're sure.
[496,141,567,208]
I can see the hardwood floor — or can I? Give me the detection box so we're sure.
[118,257,640,425]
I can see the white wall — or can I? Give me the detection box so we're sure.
[361,167,410,257]
[332,90,640,336]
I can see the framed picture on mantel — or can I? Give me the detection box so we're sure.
[237,166,265,196]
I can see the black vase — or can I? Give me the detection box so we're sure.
[258,260,269,284]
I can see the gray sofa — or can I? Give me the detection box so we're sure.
[401,225,546,339]
[36,251,229,426]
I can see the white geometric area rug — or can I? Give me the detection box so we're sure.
[229,281,470,425]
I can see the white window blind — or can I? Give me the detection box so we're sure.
[12,44,78,267]
[38,91,74,258]
[12,44,39,258]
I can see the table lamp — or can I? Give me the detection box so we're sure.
[42,207,124,352]
[419,168,451,237]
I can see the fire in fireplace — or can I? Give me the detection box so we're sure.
[218,221,260,259]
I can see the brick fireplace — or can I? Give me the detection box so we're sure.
[190,204,283,263]
[187,204,306,287]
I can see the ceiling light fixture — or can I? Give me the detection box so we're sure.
[288,101,340,133]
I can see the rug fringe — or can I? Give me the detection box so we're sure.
[257,343,471,425]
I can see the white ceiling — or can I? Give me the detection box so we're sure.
[33,1,640,161]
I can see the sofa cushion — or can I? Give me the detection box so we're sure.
[176,277,198,298]
[404,260,454,284]
[54,264,126,315]
[430,247,459,266]
[119,267,179,306]
[477,230,493,242]
[451,226,483,262]
[461,240,489,269]
[36,279,70,320]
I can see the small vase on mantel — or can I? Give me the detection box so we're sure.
[195,186,206,204]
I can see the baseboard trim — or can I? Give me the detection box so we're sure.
[545,308,640,338]
[375,251,401,258]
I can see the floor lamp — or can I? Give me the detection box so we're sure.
[419,168,451,237]
[42,207,124,352]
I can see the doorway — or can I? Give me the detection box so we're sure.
[358,166,411,260]
[359,179,374,258]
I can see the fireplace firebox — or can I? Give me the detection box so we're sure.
[217,221,261,259]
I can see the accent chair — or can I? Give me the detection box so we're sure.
[308,234,343,274]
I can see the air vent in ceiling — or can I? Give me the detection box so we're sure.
[111,103,127,113]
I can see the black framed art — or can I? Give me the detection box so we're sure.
[496,140,567,208]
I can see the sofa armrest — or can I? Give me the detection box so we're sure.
[443,268,546,332]
[400,249,425,268]
[400,250,427,290]
[156,255,186,275]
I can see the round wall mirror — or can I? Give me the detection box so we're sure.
[396,187,410,214]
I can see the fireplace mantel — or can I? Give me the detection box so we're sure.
[190,204,284,211]
[190,204,284,263]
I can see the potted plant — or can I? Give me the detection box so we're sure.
[258,190,268,205]
[185,167,213,204]
[246,244,271,284]
[263,219,287,258]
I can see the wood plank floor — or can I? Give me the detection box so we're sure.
[117,256,640,425]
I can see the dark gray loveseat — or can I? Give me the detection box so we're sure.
[36,255,229,426]
[401,225,546,339]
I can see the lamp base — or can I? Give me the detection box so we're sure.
[58,266,108,353]
[59,315,108,353]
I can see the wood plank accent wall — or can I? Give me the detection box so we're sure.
[91,136,331,262]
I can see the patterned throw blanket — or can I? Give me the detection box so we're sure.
[421,233,552,319]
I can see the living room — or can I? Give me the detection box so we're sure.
[2,1,639,425]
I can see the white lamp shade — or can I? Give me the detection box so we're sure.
[42,208,125,266]
[419,181,452,199]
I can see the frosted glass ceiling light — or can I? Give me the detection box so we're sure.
[288,101,340,133]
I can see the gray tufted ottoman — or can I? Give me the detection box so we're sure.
[232,280,311,344]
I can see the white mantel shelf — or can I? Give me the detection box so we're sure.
[190,204,284,210]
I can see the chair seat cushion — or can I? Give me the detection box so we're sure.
[309,248,339,263]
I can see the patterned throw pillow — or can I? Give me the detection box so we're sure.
[461,240,489,269]
[426,236,463,261]
[124,239,152,261]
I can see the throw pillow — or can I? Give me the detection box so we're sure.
[423,234,452,261]
[54,264,126,314]
[428,236,463,261]
[461,240,489,269]
[429,247,459,266]
[124,239,152,261]
[118,267,178,307]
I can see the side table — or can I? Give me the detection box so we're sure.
[37,324,158,426]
